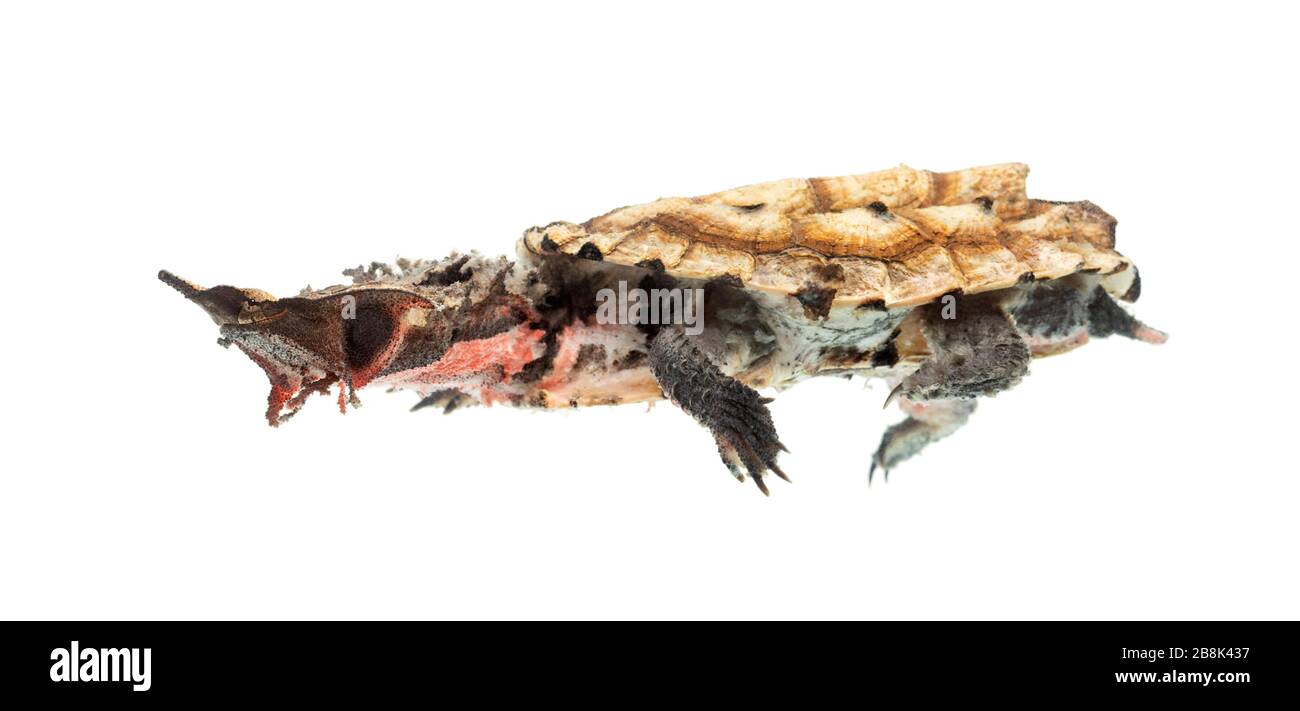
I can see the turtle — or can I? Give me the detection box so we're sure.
[160,162,1165,495]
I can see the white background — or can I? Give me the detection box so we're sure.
[2,1,1297,620]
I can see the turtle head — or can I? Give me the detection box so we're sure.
[157,269,280,327]
[160,256,546,426]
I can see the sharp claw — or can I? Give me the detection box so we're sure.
[753,475,770,496]
[869,456,891,485]
[770,463,791,483]
[882,383,903,410]
[758,396,775,405]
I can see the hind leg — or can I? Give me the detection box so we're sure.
[1010,280,1167,356]
[871,398,977,482]
[1086,287,1168,344]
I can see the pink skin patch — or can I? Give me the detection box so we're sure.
[1024,323,1168,356]
[899,397,972,425]
[1133,325,1169,345]
[535,321,649,403]
[899,398,931,418]
[234,295,548,420]
[1024,328,1090,357]
[377,325,547,397]
[540,324,582,392]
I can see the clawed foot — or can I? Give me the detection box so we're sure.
[649,328,790,495]
[870,417,927,484]
[711,394,790,496]
[871,398,978,484]
[411,389,476,414]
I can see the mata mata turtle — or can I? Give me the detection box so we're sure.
[161,163,1165,494]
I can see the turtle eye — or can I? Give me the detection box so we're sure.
[344,302,397,372]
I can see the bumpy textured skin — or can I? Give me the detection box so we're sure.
[521,163,1137,309]
[162,163,1166,495]
[896,296,1031,402]
[649,328,787,494]
[160,256,548,425]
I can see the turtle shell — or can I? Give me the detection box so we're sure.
[520,163,1137,309]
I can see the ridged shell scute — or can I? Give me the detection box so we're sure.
[520,163,1135,309]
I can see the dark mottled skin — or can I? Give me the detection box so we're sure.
[1009,283,1089,340]
[417,254,474,286]
[794,283,837,320]
[379,279,524,378]
[573,343,607,372]
[576,242,604,261]
[345,303,395,371]
[870,339,899,368]
[1087,286,1144,339]
[649,327,787,494]
[898,295,1031,401]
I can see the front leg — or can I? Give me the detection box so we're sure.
[891,294,1031,404]
[648,328,789,495]
[873,295,1029,479]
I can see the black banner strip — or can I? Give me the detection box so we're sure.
[1,621,1290,701]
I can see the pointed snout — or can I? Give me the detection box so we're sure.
[158,269,278,326]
